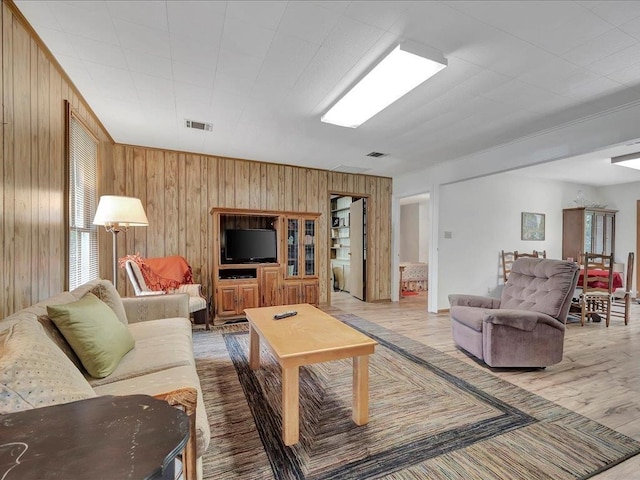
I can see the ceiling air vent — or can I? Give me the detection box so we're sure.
[185,119,213,132]
[366,151,387,158]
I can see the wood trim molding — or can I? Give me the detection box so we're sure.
[70,107,99,144]
[211,206,321,218]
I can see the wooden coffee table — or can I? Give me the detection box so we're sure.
[244,303,377,446]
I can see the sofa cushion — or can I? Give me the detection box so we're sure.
[122,294,190,323]
[38,315,84,371]
[47,293,135,378]
[128,317,193,342]
[90,281,128,326]
[71,279,128,325]
[88,320,194,388]
[0,320,95,414]
[93,365,210,457]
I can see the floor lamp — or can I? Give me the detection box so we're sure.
[93,195,149,290]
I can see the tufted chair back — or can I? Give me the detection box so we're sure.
[501,258,579,323]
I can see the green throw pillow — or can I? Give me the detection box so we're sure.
[47,293,135,378]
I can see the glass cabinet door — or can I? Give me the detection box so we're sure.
[304,219,316,276]
[585,210,615,255]
[286,218,299,277]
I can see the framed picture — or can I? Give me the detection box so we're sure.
[331,217,340,227]
[521,212,545,241]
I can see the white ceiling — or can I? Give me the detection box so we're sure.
[511,141,640,186]
[14,1,640,180]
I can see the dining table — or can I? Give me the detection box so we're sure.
[577,269,622,290]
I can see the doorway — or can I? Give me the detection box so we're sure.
[329,194,367,304]
[399,194,430,304]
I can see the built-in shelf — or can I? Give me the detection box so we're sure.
[330,196,352,276]
[211,207,319,325]
[218,268,258,280]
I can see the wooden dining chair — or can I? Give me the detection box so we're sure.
[501,250,515,283]
[580,253,614,327]
[514,250,539,259]
[610,252,634,325]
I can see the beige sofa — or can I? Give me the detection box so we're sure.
[0,279,210,479]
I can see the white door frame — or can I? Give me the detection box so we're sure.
[393,186,438,312]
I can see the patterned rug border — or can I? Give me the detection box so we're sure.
[200,314,640,479]
[336,314,640,479]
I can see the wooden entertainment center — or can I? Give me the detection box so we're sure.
[211,208,320,325]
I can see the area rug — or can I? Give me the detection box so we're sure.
[193,314,640,479]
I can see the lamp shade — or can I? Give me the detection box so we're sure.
[93,195,149,227]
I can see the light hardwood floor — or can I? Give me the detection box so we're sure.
[326,291,640,479]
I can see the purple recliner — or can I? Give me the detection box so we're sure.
[449,258,579,368]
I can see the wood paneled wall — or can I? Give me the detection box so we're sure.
[0,0,392,317]
[111,146,393,305]
[1,1,113,317]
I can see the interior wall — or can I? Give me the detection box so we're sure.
[600,180,640,296]
[419,199,429,263]
[1,1,113,317]
[400,204,419,262]
[393,94,640,311]
[111,145,393,305]
[0,1,392,316]
[438,172,598,309]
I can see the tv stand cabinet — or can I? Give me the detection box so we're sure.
[211,208,320,325]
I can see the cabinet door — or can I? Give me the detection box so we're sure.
[261,267,281,306]
[285,218,299,278]
[562,209,585,261]
[217,286,239,317]
[302,281,318,306]
[283,282,301,305]
[585,210,616,256]
[239,284,259,310]
[303,218,316,276]
[285,216,318,279]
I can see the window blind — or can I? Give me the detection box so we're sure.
[68,114,99,290]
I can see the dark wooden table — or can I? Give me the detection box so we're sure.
[0,394,189,480]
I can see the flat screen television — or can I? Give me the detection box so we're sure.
[224,229,277,263]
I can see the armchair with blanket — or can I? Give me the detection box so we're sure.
[449,258,579,368]
[120,254,209,329]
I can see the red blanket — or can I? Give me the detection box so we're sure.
[119,253,193,292]
[577,270,622,290]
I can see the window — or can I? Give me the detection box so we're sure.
[68,111,99,290]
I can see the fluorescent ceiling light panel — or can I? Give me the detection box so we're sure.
[611,152,640,170]
[321,43,447,128]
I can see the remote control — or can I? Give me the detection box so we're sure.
[273,311,297,320]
